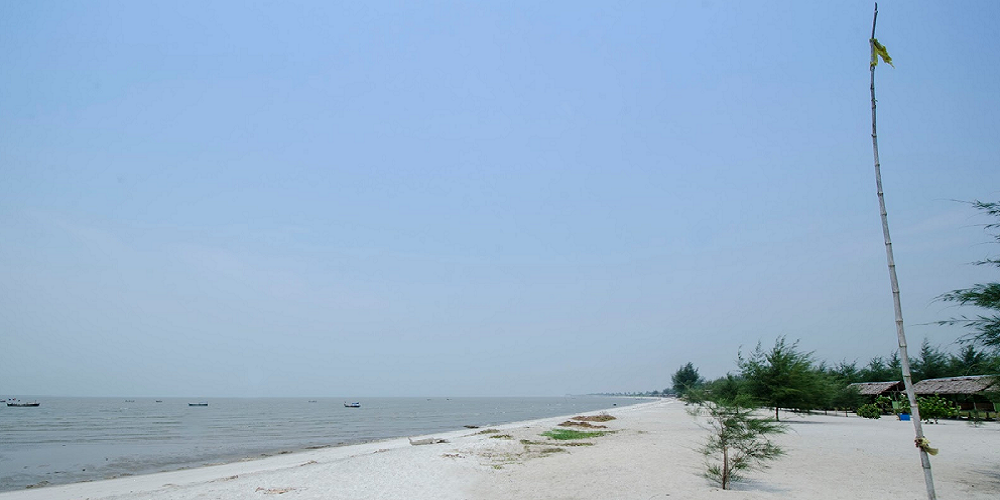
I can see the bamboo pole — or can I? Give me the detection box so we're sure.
[868,4,937,500]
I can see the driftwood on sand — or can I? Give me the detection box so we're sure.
[408,437,449,446]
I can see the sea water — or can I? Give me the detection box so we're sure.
[0,396,639,491]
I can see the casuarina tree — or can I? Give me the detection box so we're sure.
[937,201,1000,350]
[672,362,704,397]
[689,396,785,490]
[738,337,825,421]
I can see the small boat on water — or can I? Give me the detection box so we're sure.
[6,399,40,407]
[188,402,209,407]
[344,402,361,408]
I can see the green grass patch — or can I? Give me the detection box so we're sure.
[541,429,608,440]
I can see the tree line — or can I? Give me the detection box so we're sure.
[671,338,1000,420]
[598,339,1000,404]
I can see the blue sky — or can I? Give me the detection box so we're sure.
[2,1,999,397]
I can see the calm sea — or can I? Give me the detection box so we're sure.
[0,396,639,492]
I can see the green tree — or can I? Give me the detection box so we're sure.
[826,360,862,384]
[911,339,950,382]
[825,381,865,411]
[689,396,785,490]
[738,337,825,421]
[672,362,705,397]
[691,374,744,404]
[819,361,865,411]
[937,200,1000,349]
[949,345,990,376]
[858,355,897,382]
[886,351,903,380]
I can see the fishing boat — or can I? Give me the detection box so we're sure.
[344,402,361,408]
[188,402,209,407]
[6,399,40,407]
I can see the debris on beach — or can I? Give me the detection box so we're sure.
[255,486,296,494]
[408,437,449,445]
[571,413,616,422]
[559,420,608,428]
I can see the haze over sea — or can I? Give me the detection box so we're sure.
[0,396,640,492]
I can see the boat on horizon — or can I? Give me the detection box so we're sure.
[6,399,40,407]
[188,402,209,407]
[344,402,361,408]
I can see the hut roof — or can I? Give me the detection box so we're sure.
[847,381,903,396]
[912,375,999,395]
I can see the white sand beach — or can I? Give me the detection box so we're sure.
[1,399,997,500]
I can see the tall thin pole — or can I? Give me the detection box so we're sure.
[869,4,937,500]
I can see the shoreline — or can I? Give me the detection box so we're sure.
[2,399,998,499]
[0,399,658,500]
[1,395,643,492]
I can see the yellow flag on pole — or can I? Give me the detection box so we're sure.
[870,38,894,68]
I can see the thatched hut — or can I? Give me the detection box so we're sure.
[913,375,999,413]
[847,381,903,397]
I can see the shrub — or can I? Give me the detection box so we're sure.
[891,398,911,415]
[856,403,882,419]
[874,395,893,413]
[917,395,958,423]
